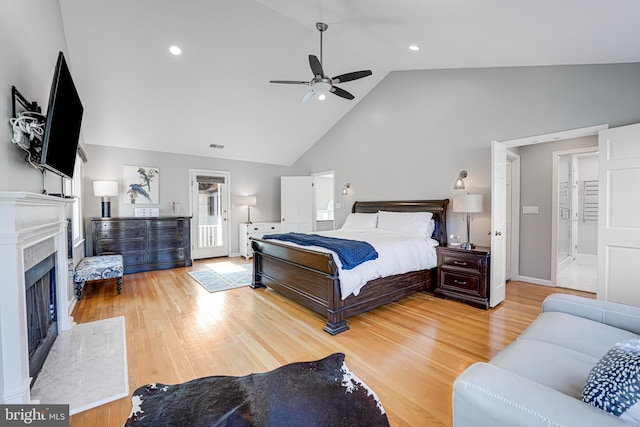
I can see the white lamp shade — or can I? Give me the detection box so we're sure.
[236,195,257,206]
[93,181,119,197]
[453,194,483,213]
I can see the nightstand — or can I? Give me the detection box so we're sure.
[239,222,282,259]
[435,245,490,309]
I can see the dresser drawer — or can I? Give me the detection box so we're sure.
[148,219,187,230]
[148,227,186,239]
[95,227,146,239]
[147,237,185,250]
[94,220,144,231]
[148,248,185,263]
[245,223,281,235]
[95,239,145,253]
[440,253,483,273]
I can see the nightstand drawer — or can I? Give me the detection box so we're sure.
[440,253,483,272]
[440,271,480,294]
[245,223,281,235]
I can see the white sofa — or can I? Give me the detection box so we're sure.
[453,293,640,427]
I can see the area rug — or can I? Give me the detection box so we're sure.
[30,316,129,415]
[124,353,389,426]
[188,262,253,293]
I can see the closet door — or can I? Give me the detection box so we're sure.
[598,123,640,305]
[281,176,313,233]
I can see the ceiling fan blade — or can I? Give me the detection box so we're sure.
[269,80,309,85]
[309,55,324,77]
[301,90,316,104]
[332,70,372,84]
[330,86,355,100]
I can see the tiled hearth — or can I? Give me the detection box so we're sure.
[0,192,74,404]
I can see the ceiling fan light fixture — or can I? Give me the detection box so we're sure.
[318,94,327,101]
[409,45,420,51]
[169,45,182,55]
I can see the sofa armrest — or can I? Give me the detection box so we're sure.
[542,294,640,335]
[453,362,633,427]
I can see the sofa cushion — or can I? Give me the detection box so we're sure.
[582,338,640,424]
[519,311,637,359]
[490,339,598,398]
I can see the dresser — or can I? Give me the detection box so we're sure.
[435,246,490,309]
[92,217,192,274]
[239,222,282,259]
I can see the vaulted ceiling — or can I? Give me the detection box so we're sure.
[59,0,640,166]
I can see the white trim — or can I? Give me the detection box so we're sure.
[502,124,608,148]
[507,151,520,281]
[513,275,553,287]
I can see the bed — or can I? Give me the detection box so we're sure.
[250,199,449,335]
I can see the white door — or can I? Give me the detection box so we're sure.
[598,123,640,305]
[490,140,507,307]
[281,176,313,232]
[189,170,230,259]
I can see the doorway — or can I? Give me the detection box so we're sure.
[492,124,607,300]
[553,150,598,292]
[312,171,335,231]
[189,169,230,259]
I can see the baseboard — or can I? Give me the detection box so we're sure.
[512,275,553,287]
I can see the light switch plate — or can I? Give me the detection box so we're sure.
[522,206,539,214]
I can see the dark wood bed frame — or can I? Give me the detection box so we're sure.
[250,199,449,335]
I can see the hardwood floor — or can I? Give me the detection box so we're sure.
[69,258,593,426]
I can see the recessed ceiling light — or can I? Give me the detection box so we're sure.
[169,45,182,56]
[408,45,420,51]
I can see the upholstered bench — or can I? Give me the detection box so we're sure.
[74,255,124,300]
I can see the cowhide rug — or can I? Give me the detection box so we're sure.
[124,353,389,426]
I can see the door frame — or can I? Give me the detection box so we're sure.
[551,147,598,288]
[493,124,608,287]
[188,169,231,259]
[506,151,520,281]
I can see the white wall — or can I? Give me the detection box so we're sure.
[82,144,298,255]
[293,63,640,281]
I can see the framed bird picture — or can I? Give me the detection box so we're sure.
[123,165,159,204]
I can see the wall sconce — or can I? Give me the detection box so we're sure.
[454,171,467,190]
[341,183,351,196]
[453,193,484,250]
[93,181,119,218]
[236,195,257,223]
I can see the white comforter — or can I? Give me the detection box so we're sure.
[267,228,438,299]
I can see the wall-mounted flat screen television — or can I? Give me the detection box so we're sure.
[40,51,84,179]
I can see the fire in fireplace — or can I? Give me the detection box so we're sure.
[24,252,58,387]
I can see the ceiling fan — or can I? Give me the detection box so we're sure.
[270,22,372,102]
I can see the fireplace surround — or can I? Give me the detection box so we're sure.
[0,192,74,404]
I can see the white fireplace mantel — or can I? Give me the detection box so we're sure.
[0,192,74,404]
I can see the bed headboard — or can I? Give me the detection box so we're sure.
[352,199,449,246]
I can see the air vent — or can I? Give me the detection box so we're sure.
[209,144,225,149]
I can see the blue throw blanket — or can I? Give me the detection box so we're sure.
[262,233,378,270]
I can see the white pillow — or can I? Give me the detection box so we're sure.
[377,211,434,237]
[341,213,378,230]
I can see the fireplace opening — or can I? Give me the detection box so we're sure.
[25,252,58,387]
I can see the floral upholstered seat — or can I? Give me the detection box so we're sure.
[73,255,124,300]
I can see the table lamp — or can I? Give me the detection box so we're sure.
[237,195,257,223]
[453,194,483,250]
[93,181,118,218]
